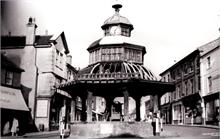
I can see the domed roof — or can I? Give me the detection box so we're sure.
[78,61,157,81]
[103,14,132,26]
[101,4,133,30]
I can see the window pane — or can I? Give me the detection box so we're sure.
[6,71,13,85]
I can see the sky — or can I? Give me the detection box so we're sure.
[1,0,220,78]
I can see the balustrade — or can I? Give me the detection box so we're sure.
[76,72,141,80]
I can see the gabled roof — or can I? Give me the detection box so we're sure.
[198,37,220,57]
[1,36,26,49]
[159,49,199,76]
[51,32,70,54]
[66,63,78,73]
[1,32,70,53]
[1,54,24,72]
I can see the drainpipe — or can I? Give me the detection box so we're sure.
[33,45,39,123]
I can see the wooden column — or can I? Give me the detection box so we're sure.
[123,90,129,121]
[153,95,159,113]
[87,91,93,122]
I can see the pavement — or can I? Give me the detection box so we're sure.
[1,124,219,139]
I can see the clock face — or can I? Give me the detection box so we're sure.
[110,26,121,35]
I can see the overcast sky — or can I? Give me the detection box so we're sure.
[1,0,220,78]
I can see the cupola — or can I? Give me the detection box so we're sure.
[101,4,133,37]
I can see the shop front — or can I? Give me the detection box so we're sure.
[0,86,31,136]
[172,101,183,125]
[203,92,220,125]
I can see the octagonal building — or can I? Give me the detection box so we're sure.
[59,3,174,122]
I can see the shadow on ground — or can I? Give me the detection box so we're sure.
[97,133,143,138]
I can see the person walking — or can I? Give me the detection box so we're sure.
[11,117,19,136]
[160,115,163,131]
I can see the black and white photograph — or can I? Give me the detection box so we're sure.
[1,0,220,138]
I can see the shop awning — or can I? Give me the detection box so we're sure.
[182,93,201,107]
[0,86,29,111]
[203,92,219,102]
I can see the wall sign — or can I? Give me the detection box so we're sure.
[36,100,48,117]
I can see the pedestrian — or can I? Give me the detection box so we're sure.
[11,117,19,136]
[160,115,163,131]
[60,117,65,139]
[151,112,161,136]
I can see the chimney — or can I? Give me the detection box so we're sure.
[66,55,72,65]
[26,17,38,45]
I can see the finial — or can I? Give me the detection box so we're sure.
[28,17,33,23]
[112,4,122,13]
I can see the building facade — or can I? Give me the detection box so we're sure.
[160,70,172,124]
[160,50,201,125]
[1,54,31,135]
[1,18,77,131]
[199,37,220,125]
[160,37,220,126]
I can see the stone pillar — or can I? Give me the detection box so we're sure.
[201,98,206,125]
[123,90,129,121]
[87,91,93,122]
[80,95,87,122]
[70,99,76,123]
[104,96,114,121]
[61,99,67,118]
[153,95,159,113]
[134,96,141,121]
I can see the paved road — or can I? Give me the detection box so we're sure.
[2,125,219,139]
[160,125,219,139]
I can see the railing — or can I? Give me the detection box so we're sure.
[76,73,142,80]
